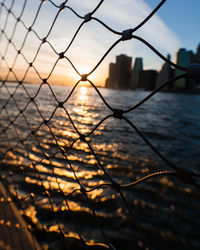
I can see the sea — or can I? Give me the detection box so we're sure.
[0,82,200,250]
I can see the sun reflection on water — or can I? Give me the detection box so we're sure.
[77,86,89,105]
[71,85,95,135]
[80,86,87,96]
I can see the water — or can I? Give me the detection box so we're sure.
[0,82,200,249]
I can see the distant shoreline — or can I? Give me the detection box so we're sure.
[0,80,104,89]
[1,80,200,95]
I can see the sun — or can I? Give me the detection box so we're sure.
[70,64,101,85]
[79,86,87,96]
[76,85,89,105]
[78,65,95,82]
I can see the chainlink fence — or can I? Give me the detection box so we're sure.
[0,0,200,249]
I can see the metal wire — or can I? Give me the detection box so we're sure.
[0,0,199,249]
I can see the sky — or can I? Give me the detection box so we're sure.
[0,0,200,86]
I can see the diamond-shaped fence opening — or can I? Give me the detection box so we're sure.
[0,0,200,250]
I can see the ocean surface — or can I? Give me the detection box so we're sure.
[0,82,200,250]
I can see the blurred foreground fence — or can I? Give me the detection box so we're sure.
[0,0,200,249]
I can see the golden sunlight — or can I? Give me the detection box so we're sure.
[77,86,89,105]
[72,65,96,83]
[78,65,90,75]
[80,86,87,96]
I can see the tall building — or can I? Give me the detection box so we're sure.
[195,43,200,63]
[105,63,118,89]
[185,44,200,91]
[173,48,194,89]
[105,54,132,89]
[116,54,132,89]
[140,70,157,91]
[156,54,174,90]
[130,57,143,89]
[105,42,200,92]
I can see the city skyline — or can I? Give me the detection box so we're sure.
[105,43,200,92]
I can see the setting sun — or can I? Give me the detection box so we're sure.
[71,65,96,84]
[76,85,89,105]
[79,86,88,96]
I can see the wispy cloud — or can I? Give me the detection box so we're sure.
[69,0,183,69]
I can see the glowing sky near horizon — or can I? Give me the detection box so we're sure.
[0,0,200,86]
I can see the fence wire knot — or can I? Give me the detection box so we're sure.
[122,29,133,41]
[113,109,124,119]
[84,13,92,23]
[79,133,87,142]
[81,74,88,81]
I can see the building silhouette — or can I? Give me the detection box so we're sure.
[156,54,174,90]
[140,70,157,90]
[105,42,200,93]
[173,48,194,89]
[106,55,157,91]
[105,54,132,89]
[105,63,117,89]
[195,43,200,63]
[130,57,143,89]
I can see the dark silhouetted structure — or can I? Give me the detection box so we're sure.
[130,57,143,89]
[105,63,118,89]
[156,54,174,90]
[195,43,200,63]
[105,54,132,89]
[105,42,200,92]
[186,64,200,92]
[173,45,200,91]
[173,48,194,89]
[140,70,157,90]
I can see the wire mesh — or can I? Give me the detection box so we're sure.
[0,0,199,249]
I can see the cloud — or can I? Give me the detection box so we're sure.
[68,0,183,69]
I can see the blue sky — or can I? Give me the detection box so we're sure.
[147,0,200,51]
[1,0,200,86]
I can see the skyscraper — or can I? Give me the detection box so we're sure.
[156,54,174,90]
[105,54,132,89]
[195,43,200,63]
[130,57,143,89]
[116,54,132,89]
[105,63,118,89]
[140,70,157,90]
[173,48,194,89]
[186,44,200,91]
